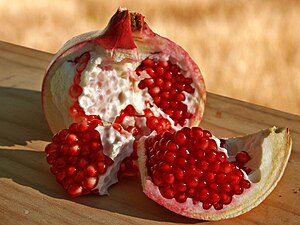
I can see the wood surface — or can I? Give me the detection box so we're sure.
[0,40,299,224]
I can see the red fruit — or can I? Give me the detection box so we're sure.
[45,119,134,197]
[138,127,291,220]
[42,8,206,137]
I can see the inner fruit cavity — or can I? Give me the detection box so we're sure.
[63,52,198,138]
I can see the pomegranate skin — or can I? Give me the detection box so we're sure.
[42,8,206,134]
[138,127,292,220]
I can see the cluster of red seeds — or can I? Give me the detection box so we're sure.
[45,119,114,197]
[136,58,194,126]
[115,104,172,136]
[145,127,251,210]
[220,140,252,174]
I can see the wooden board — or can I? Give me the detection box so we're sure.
[0,41,299,224]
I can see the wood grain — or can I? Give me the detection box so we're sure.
[0,41,299,225]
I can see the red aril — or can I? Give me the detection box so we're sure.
[45,119,134,196]
[137,127,291,220]
[42,8,206,137]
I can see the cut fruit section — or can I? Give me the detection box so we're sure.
[137,127,292,220]
[42,8,206,136]
[45,119,134,196]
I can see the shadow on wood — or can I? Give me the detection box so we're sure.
[0,148,200,223]
[0,87,52,146]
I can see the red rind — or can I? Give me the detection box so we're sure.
[95,9,137,50]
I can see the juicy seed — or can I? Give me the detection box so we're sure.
[68,52,92,122]
[145,127,251,210]
[44,119,114,197]
[235,151,251,164]
[136,58,195,126]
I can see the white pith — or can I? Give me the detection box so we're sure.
[137,127,292,220]
[94,124,134,195]
[50,49,200,133]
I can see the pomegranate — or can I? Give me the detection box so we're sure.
[42,8,206,136]
[137,126,292,220]
[42,8,292,220]
[45,118,134,197]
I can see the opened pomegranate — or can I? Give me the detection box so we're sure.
[137,126,291,220]
[42,8,206,137]
[45,118,134,197]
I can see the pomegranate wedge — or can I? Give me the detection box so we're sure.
[137,127,292,220]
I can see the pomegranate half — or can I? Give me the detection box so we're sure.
[137,126,292,220]
[42,8,206,137]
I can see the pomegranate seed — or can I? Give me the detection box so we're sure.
[220,193,232,205]
[74,170,85,182]
[215,172,227,182]
[84,177,98,190]
[174,182,187,192]
[142,58,154,67]
[152,170,163,186]
[66,134,78,145]
[69,85,82,98]
[202,202,212,210]
[68,185,83,197]
[240,179,251,189]
[186,176,198,188]
[155,67,164,76]
[158,61,169,67]
[45,143,59,154]
[163,69,173,78]
[185,84,195,93]
[176,82,185,91]
[232,184,244,195]
[206,150,217,162]
[220,161,234,174]
[203,130,212,137]
[162,173,175,185]
[197,160,209,170]
[174,157,187,168]
[174,131,187,145]
[197,188,209,201]
[191,127,203,138]
[68,145,80,156]
[160,162,173,173]
[174,168,185,179]
[220,183,232,193]
[73,72,81,84]
[66,166,76,176]
[160,187,175,199]
[56,171,66,182]
[213,203,223,210]
[235,151,251,164]
[175,192,187,203]
[96,162,107,175]
[55,157,66,169]
[145,68,155,77]
[209,192,220,204]
[217,152,227,162]
[204,172,215,183]
[196,137,209,151]
[164,151,176,163]
[166,141,178,151]
[85,165,97,176]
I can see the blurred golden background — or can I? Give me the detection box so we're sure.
[1,0,299,115]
